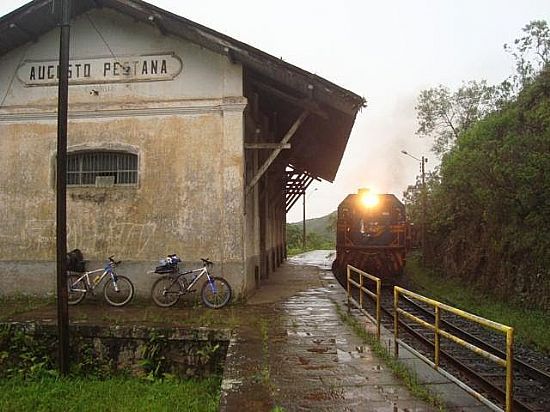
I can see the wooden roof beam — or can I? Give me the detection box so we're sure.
[244,143,291,150]
[249,78,328,120]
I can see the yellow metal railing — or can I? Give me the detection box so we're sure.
[346,265,381,338]
[394,286,514,412]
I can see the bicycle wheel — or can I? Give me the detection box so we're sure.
[201,277,232,309]
[103,275,134,307]
[151,276,182,308]
[67,273,86,305]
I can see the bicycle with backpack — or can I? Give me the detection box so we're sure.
[150,255,232,309]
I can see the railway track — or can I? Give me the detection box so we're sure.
[353,287,550,411]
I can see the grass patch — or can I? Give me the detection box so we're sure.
[0,375,221,412]
[406,256,550,353]
[334,302,445,411]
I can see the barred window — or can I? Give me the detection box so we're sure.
[67,151,138,186]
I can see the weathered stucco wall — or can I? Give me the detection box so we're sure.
[0,8,250,297]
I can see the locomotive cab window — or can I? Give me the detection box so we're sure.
[67,151,138,186]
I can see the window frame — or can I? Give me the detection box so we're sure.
[66,150,139,187]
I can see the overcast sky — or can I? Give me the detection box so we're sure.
[2,1,549,222]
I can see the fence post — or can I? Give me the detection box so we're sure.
[393,287,399,357]
[376,279,381,339]
[359,272,363,308]
[347,265,351,314]
[505,328,514,412]
[434,305,440,369]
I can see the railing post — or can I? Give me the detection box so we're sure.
[506,328,514,412]
[375,279,381,339]
[347,265,351,314]
[393,287,399,357]
[434,305,440,369]
[359,271,363,308]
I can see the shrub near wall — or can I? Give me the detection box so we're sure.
[0,323,230,380]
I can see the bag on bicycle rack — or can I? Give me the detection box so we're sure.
[66,248,86,273]
[154,254,181,274]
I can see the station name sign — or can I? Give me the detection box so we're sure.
[17,53,182,86]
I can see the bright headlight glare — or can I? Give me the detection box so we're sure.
[361,193,379,208]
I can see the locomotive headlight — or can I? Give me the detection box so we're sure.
[361,192,379,208]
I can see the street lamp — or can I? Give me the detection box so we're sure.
[401,150,428,263]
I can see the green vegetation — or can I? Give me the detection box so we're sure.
[0,376,221,412]
[406,20,550,310]
[286,212,335,255]
[0,325,222,411]
[334,302,445,411]
[406,255,550,353]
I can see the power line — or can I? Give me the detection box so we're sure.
[85,12,119,61]
[0,44,29,107]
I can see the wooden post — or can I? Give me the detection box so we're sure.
[56,0,71,375]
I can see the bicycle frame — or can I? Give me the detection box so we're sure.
[69,262,118,293]
[171,265,218,295]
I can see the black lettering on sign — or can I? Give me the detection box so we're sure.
[150,60,158,74]
[68,64,72,79]
[47,65,55,79]
[104,62,111,76]
[84,64,91,77]
[38,66,45,80]
[141,61,148,75]
[29,66,36,81]
[161,59,167,74]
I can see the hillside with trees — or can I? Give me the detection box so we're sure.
[405,21,550,310]
[286,212,336,255]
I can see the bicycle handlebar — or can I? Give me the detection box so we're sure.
[201,258,213,266]
[108,256,122,266]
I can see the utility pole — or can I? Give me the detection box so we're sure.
[302,187,317,251]
[55,0,71,375]
[401,150,428,264]
[302,191,306,250]
[420,155,427,264]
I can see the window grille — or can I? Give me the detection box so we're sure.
[67,151,138,186]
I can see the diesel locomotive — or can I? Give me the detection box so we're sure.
[331,189,411,287]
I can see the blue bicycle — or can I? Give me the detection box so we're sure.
[67,256,134,307]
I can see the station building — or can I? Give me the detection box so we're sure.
[0,0,363,298]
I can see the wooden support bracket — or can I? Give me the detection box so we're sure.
[246,111,309,195]
[244,143,291,149]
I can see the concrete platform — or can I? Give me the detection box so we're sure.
[220,252,491,411]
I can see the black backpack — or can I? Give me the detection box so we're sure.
[67,249,86,272]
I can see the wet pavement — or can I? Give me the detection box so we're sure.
[220,251,491,411]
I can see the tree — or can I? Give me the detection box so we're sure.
[504,20,550,90]
[415,81,499,157]
[417,20,549,158]
[424,68,550,308]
